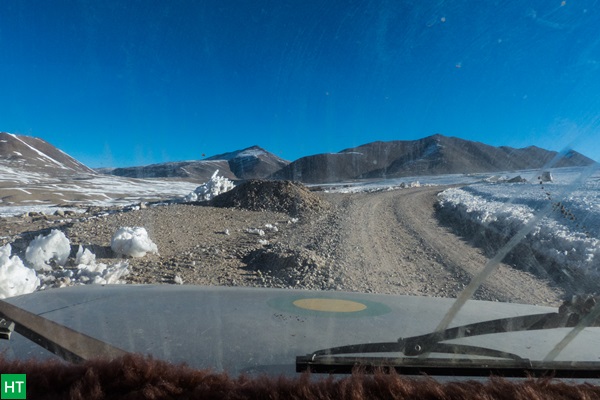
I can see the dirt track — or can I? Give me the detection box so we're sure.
[320,186,563,305]
[1,184,565,306]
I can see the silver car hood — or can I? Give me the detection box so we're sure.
[1,285,599,376]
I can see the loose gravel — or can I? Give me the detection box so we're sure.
[0,183,565,305]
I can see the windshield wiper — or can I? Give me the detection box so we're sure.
[297,296,600,377]
[0,299,129,363]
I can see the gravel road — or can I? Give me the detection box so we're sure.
[1,185,564,305]
[321,187,563,305]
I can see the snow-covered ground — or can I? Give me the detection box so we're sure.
[438,166,600,275]
[0,168,240,217]
[317,172,485,194]
[0,168,199,217]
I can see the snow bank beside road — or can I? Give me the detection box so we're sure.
[438,169,600,274]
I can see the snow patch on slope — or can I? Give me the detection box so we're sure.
[7,133,68,170]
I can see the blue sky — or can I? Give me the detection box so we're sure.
[2,0,600,167]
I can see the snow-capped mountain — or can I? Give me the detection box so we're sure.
[206,146,290,179]
[106,146,289,181]
[270,134,596,183]
[0,132,95,177]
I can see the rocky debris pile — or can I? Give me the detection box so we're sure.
[484,175,528,184]
[242,243,338,290]
[506,175,527,183]
[211,180,329,216]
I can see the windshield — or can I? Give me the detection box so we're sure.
[1,0,600,380]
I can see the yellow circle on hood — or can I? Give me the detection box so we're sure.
[292,298,367,313]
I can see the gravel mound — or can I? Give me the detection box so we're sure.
[211,180,328,216]
[242,243,337,290]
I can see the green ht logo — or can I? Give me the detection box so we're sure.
[1,375,26,399]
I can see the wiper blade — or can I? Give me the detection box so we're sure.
[305,341,525,362]
[297,356,600,378]
[0,299,129,363]
[297,295,600,376]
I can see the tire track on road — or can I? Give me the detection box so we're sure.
[328,186,563,305]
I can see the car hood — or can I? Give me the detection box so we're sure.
[1,285,599,376]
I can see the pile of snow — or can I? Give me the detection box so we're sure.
[111,227,159,257]
[264,223,279,232]
[25,229,70,271]
[74,246,130,284]
[0,228,140,298]
[37,248,130,288]
[438,168,600,274]
[246,228,265,236]
[184,170,234,202]
[0,244,39,299]
[75,246,96,265]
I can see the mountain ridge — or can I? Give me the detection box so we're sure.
[270,134,595,183]
[1,132,595,184]
[105,145,289,181]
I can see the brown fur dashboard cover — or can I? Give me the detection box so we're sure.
[1,354,599,399]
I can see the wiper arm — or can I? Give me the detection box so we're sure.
[297,295,600,376]
[0,299,129,363]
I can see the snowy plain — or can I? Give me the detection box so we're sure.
[0,170,198,217]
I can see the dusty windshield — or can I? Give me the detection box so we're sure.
[0,0,599,371]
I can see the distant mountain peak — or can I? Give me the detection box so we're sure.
[427,133,445,140]
[105,145,289,181]
[0,132,95,176]
[206,145,278,161]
